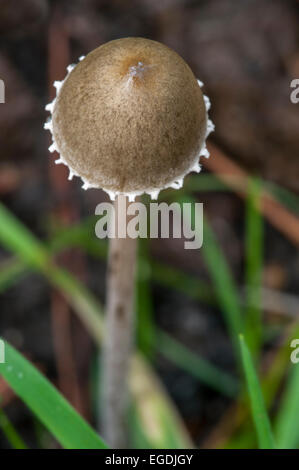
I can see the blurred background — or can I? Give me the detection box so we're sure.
[0,0,299,449]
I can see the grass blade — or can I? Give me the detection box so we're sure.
[244,178,263,357]
[239,334,275,449]
[275,351,299,448]
[0,204,49,270]
[266,181,299,216]
[136,237,156,358]
[0,340,107,449]
[202,216,243,352]
[0,259,26,293]
[130,355,194,449]
[184,174,230,192]
[157,330,238,398]
[0,404,28,449]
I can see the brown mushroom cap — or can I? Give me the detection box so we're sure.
[52,37,207,195]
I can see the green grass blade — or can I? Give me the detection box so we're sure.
[244,178,263,357]
[239,334,275,449]
[182,173,231,192]
[136,237,156,358]
[262,326,299,407]
[0,259,26,293]
[157,330,238,397]
[50,216,107,258]
[202,216,243,351]
[266,182,299,216]
[0,204,49,270]
[184,174,230,192]
[275,351,299,448]
[0,340,107,449]
[130,355,194,449]
[0,404,28,449]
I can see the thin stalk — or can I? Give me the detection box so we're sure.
[101,195,137,448]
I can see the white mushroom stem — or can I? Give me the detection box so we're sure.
[101,195,137,448]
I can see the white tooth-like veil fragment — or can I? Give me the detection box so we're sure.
[149,190,160,200]
[67,64,75,73]
[206,119,215,138]
[191,161,201,173]
[44,56,214,201]
[54,80,63,92]
[45,100,55,113]
[204,95,211,111]
[49,143,57,153]
[200,146,210,159]
[44,120,52,131]
[105,190,116,201]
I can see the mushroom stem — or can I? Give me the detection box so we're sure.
[101,195,137,448]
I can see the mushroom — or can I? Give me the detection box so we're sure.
[45,37,214,448]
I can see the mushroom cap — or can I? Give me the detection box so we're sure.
[51,37,207,196]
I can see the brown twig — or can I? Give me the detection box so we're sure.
[204,143,299,246]
[51,291,84,413]
[47,6,86,416]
